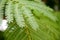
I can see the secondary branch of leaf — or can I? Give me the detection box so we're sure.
[25,25,32,40]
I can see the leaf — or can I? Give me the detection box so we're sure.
[21,6,39,30]
[0,0,7,24]
[2,0,60,40]
[14,3,26,28]
[18,0,57,21]
[5,0,13,23]
[4,20,60,40]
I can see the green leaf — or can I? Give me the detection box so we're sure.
[17,0,57,21]
[21,6,39,30]
[5,0,13,23]
[0,0,7,24]
[14,3,26,28]
[1,0,59,40]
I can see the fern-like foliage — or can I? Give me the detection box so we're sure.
[0,0,60,40]
[0,0,7,24]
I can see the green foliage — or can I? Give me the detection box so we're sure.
[0,0,6,24]
[0,0,60,40]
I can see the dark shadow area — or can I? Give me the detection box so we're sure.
[46,0,55,9]
[42,0,60,11]
[58,0,60,10]
[0,31,5,40]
